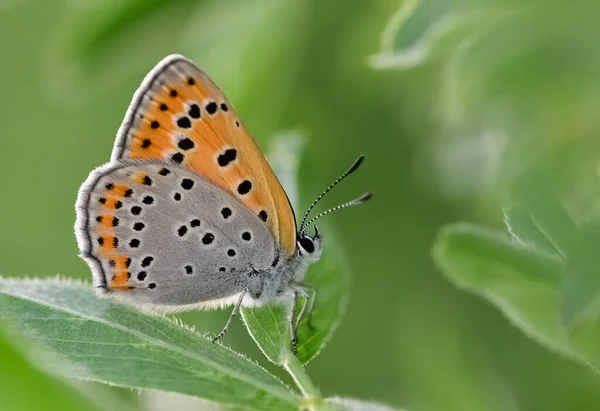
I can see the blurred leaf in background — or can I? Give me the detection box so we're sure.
[4,0,600,410]
[371,0,600,410]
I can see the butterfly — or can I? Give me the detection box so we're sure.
[75,55,371,354]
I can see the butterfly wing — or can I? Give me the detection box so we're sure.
[112,55,296,256]
[75,160,278,306]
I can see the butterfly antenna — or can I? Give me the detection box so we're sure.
[299,155,365,232]
[302,192,372,232]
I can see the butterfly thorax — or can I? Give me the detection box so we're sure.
[251,229,322,305]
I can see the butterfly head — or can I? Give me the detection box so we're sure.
[297,225,323,262]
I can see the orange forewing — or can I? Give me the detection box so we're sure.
[112,56,296,255]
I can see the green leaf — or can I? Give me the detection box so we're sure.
[0,277,299,411]
[507,174,600,329]
[502,202,600,330]
[561,223,600,329]
[507,157,600,330]
[326,397,404,411]
[512,178,581,260]
[369,0,503,70]
[432,223,576,360]
[502,204,562,255]
[433,222,600,375]
[0,326,105,411]
[241,131,350,365]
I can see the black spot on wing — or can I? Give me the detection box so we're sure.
[177,117,192,129]
[202,233,214,245]
[181,179,194,190]
[221,207,232,219]
[141,256,153,267]
[206,102,217,114]
[178,225,188,237]
[172,152,184,164]
[237,180,252,195]
[217,149,237,167]
[188,104,201,119]
[178,138,195,150]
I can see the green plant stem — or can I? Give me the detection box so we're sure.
[282,353,333,411]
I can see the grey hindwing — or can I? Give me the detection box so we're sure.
[76,159,278,306]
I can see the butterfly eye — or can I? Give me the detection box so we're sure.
[298,237,315,254]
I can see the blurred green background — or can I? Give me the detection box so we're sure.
[3,0,600,410]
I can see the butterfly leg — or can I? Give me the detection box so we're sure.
[305,288,317,330]
[295,284,317,330]
[288,291,299,355]
[212,289,247,343]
